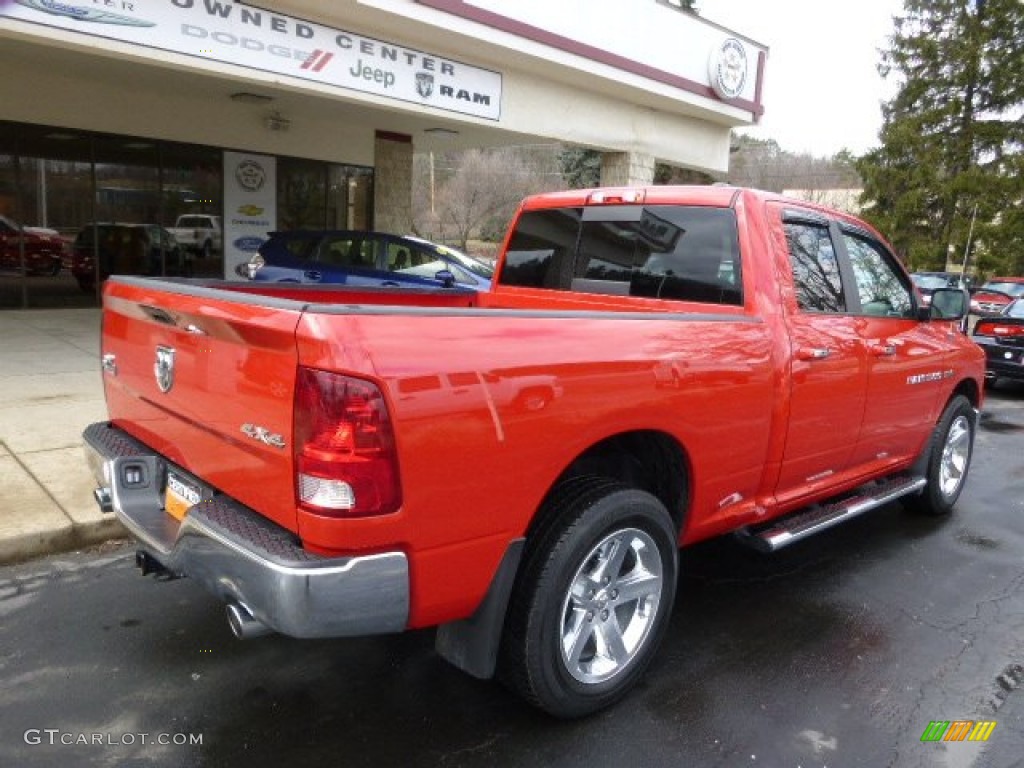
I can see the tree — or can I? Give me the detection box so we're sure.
[856,0,1024,274]
[414,148,558,251]
[726,134,861,193]
[558,147,602,189]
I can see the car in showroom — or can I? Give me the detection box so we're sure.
[237,230,493,290]
[0,214,67,275]
[972,297,1024,386]
[970,277,1024,316]
[71,223,186,292]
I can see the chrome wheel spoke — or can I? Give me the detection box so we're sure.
[596,618,629,665]
[592,536,629,585]
[613,571,660,606]
[563,611,594,667]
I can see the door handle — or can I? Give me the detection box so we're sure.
[869,343,897,357]
[303,270,322,282]
[796,347,832,361]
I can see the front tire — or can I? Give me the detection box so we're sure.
[500,477,678,718]
[905,395,975,516]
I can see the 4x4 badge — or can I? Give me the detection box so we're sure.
[154,346,175,393]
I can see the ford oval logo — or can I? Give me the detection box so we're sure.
[233,236,265,253]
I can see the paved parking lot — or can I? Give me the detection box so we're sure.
[0,378,1020,768]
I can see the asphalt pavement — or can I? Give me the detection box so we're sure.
[0,384,1021,767]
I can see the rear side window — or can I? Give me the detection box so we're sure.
[785,222,845,313]
[500,205,742,305]
[501,208,582,290]
[318,236,376,269]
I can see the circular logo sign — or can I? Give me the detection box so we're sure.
[235,159,266,192]
[708,38,748,100]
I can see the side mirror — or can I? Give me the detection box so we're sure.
[435,269,455,288]
[929,288,968,325]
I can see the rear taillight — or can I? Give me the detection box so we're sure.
[974,321,1024,338]
[294,368,401,517]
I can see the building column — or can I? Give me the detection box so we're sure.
[373,131,413,233]
[600,151,656,186]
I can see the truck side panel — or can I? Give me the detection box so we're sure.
[293,309,776,626]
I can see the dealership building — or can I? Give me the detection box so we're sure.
[0,0,766,308]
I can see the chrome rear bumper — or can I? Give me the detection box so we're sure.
[83,422,409,638]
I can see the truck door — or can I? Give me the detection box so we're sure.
[837,228,948,468]
[773,208,870,506]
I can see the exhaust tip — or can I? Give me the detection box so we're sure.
[226,602,272,640]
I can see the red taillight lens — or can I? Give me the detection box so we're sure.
[294,368,401,517]
[975,321,1024,338]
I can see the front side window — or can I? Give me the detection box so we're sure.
[785,222,845,313]
[844,233,913,317]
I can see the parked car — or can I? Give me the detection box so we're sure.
[0,215,66,275]
[168,214,222,258]
[970,277,1024,316]
[911,272,963,306]
[238,230,494,290]
[972,297,1024,386]
[71,223,186,292]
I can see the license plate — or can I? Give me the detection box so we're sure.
[165,471,202,521]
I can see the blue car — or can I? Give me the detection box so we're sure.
[237,230,493,290]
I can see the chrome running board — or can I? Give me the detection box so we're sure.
[736,474,927,552]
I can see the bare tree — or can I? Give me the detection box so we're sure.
[414,147,560,251]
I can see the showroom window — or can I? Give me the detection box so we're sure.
[0,121,373,309]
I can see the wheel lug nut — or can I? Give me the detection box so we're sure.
[610,589,618,599]
[586,611,594,622]
[601,610,609,621]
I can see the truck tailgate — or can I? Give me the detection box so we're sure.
[100,278,303,533]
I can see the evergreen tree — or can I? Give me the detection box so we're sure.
[558,147,602,189]
[856,0,1024,275]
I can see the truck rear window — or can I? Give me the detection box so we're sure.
[500,205,742,305]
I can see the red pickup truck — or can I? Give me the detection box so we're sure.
[84,186,984,717]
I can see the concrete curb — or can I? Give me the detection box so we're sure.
[0,518,128,567]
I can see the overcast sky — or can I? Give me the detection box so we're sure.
[701,0,906,157]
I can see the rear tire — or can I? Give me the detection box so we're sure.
[905,395,975,516]
[500,477,678,718]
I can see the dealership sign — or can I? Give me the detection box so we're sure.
[3,0,502,120]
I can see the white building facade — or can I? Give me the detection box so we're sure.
[0,0,767,306]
